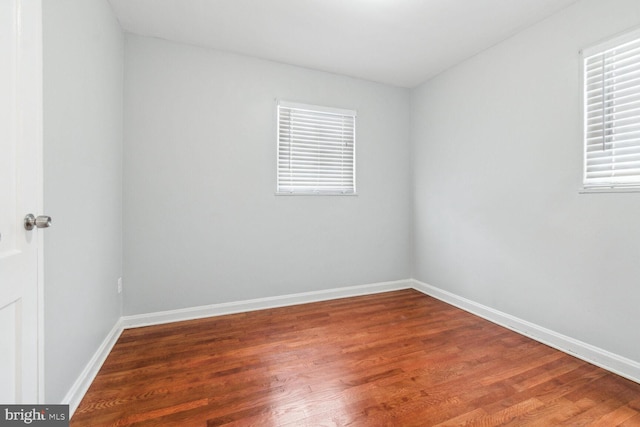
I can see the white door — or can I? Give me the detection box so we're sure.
[0,0,44,403]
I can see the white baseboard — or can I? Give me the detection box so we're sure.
[121,279,412,329]
[64,280,410,417]
[411,279,640,384]
[65,277,640,419]
[63,319,124,417]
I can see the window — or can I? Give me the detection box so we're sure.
[583,28,640,191]
[277,101,356,195]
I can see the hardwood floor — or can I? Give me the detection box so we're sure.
[71,290,640,426]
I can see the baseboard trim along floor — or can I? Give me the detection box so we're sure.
[63,278,640,417]
[411,279,640,385]
[64,319,124,416]
[120,279,412,329]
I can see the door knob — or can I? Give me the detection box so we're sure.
[24,214,52,230]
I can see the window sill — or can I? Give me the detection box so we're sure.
[275,192,358,196]
[580,187,640,194]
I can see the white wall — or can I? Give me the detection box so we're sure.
[412,0,640,363]
[43,0,123,402]
[123,36,412,315]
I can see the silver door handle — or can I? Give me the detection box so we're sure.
[24,214,52,230]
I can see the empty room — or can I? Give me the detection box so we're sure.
[2,0,640,425]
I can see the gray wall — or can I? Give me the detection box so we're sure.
[43,0,123,402]
[123,35,412,315]
[412,0,640,363]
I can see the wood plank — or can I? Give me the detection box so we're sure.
[70,290,640,426]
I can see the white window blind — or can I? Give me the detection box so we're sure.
[277,101,356,195]
[583,28,640,190]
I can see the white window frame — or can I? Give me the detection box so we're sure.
[581,27,640,193]
[276,100,357,195]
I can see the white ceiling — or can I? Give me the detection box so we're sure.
[107,0,580,88]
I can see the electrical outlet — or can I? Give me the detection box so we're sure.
[117,277,123,294]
